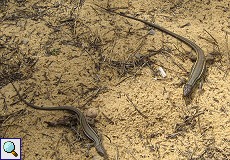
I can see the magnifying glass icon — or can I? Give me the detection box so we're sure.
[3,141,18,157]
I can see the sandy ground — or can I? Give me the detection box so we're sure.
[0,0,230,160]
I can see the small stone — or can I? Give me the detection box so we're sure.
[149,29,155,35]
[22,38,29,45]
[85,108,98,118]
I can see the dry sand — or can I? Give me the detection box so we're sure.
[0,0,229,160]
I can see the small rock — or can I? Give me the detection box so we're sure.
[85,108,98,118]
[22,38,29,45]
[149,29,155,35]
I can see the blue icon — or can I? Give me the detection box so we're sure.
[1,138,21,160]
[3,141,18,157]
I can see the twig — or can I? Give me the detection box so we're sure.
[224,32,230,78]
[163,50,188,73]
[125,94,148,119]
[80,87,104,109]
[114,75,133,86]
[101,112,114,125]
[204,29,220,51]
[127,36,147,61]
[54,74,63,86]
